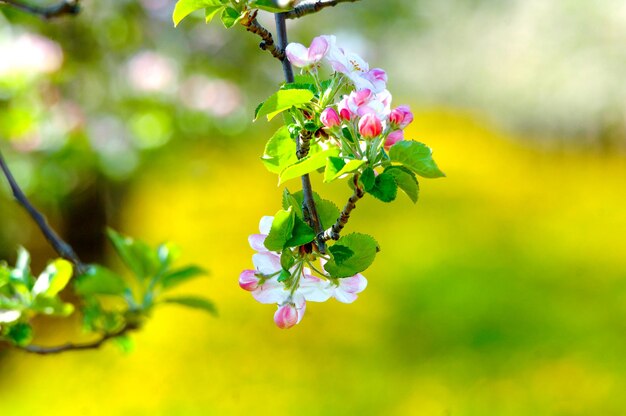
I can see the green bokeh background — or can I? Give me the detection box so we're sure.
[1,1,626,415]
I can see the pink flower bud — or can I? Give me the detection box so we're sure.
[389,105,413,129]
[274,304,299,329]
[239,270,259,292]
[320,107,341,128]
[352,89,373,107]
[338,96,354,121]
[368,68,387,83]
[384,130,404,150]
[358,113,383,139]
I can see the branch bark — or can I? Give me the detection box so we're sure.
[284,0,359,19]
[240,10,285,61]
[274,12,327,254]
[0,0,80,19]
[319,174,364,242]
[18,323,138,355]
[0,149,86,274]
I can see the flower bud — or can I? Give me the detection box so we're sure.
[320,107,341,128]
[274,304,299,329]
[389,105,413,129]
[338,96,354,121]
[358,113,383,139]
[384,130,404,150]
[239,270,259,292]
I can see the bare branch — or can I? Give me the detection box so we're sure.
[319,174,364,242]
[0,0,80,19]
[284,0,359,20]
[18,323,138,355]
[240,10,285,62]
[0,149,86,274]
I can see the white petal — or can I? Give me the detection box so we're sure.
[299,275,332,302]
[259,216,274,235]
[333,289,358,304]
[248,234,267,252]
[285,43,311,68]
[252,279,289,304]
[252,253,281,275]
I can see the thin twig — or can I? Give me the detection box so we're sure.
[0,149,86,274]
[319,174,364,242]
[18,323,138,355]
[296,129,312,159]
[0,0,80,19]
[240,10,285,61]
[274,12,327,254]
[284,0,359,19]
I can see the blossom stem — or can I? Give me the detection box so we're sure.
[275,12,327,254]
[0,149,86,274]
[0,0,79,18]
[319,174,364,242]
[284,0,360,20]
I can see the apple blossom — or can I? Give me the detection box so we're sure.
[384,130,404,150]
[389,105,414,129]
[331,273,368,304]
[285,36,330,69]
[358,113,383,139]
[274,303,299,329]
[320,107,341,128]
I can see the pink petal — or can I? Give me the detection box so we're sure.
[308,36,329,63]
[285,43,311,68]
[239,269,259,291]
[274,304,298,329]
[333,289,358,304]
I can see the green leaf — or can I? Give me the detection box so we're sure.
[161,265,207,290]
[106,229,160,280]
[30,296,74,316]
[10,247,32,285]
[277,269,291,283]
[389,141,445,178]
[324,233,379,278]
[359,167,376,191]
[157,242,181,268]
[6,322,32,346]
[172,0,224,26]
[75,265,126,296]
[251,0,292,12]
[285,216,316,248]
[162,296,217,316]
[205,4,224,23]
[368,172,398,202]
[285,190,340,230]
[280,250,295,271]
[32,259,73,297]
[255,89,314,121]
[220,6,241,28]
[282,188,302,218]
[324,157,365,183]
[262,126,298,174]
[264,208,295,251]
[113,334,134,353]
[385,166,420,203]
[279,148,340,185]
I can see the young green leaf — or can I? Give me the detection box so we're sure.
[324,233,379,278]
[385,166,420,203]
[32,259,73,298]
[255,89,314,121]
[220,6,241,28]
[359,167,376,192]
[106,229,160,280]
[10,247,32,285]
[162,296,217,316]
[264,208,295,251]
[251,0,293,13]
[6,322,32,346]
[279,148,340,185]
[280,250,295,271]
[324,157,365,183]
[367,172,398,202]
[262,126,298,174]
[389,141,445,178]
[285,216,316,248]
[75,265,127,296]
[160,265,207,290]
[205,4,224,23]
[31,296,75,316]
[286,190,340,229]
[172,0,225,26]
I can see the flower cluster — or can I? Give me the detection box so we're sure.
[239,217,367,329]
[286,35,414,155]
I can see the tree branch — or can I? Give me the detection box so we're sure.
[240,10,285,62]
[17,323,138,355]
[0,149,86,274]
[274,12,327,254]
[0,0,80,19]
[284,0,359,19]
[319,174,363,242]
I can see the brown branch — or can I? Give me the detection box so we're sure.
[0,149,86,275]
[319,174,364,242]
[274,12,327,254]
[240,10,285,62]
[18,323,139,355]
[0,0,80,19]
[284,0,359,19]
[296,129,313,159]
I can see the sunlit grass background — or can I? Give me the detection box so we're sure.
[1,108,625,415]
